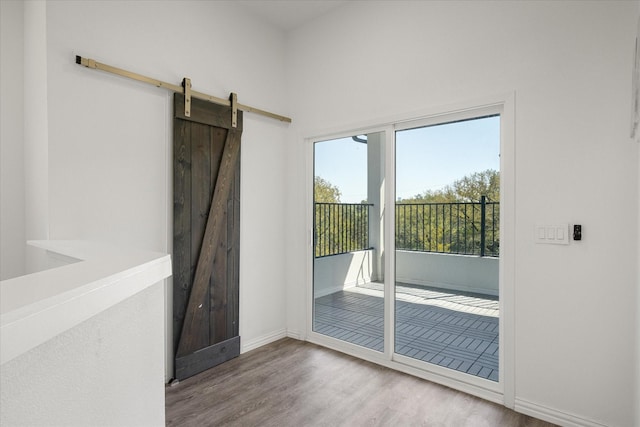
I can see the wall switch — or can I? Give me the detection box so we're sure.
[573,224,582,241]
[535,224,570,244]
[545,227,555,240]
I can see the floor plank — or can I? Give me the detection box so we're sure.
[165,338,555,427]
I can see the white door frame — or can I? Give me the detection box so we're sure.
[304,93,516,407]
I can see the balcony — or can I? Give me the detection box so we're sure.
[313,200,499,381]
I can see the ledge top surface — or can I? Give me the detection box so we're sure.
[0,240,172,364]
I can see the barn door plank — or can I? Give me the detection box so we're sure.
[172,119,192,352]
[188,122,213,352]
[227,162,240,338]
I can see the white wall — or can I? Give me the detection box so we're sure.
[42,0,289,378]
[285,2,638,426]
[0,282,165,426]
[0,0,25,280]
[396,252,498,297]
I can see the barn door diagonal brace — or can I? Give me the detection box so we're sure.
[75,55,291,123]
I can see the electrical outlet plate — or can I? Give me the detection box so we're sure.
[534,224,569,245]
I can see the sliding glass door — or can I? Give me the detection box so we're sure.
[394,115,501,381]
[308,107,507,387]
[312,132,385,352]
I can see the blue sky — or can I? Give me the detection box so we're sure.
[314,115,500,203]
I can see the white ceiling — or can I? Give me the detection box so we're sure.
[235,1,347,31]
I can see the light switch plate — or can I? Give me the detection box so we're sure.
[535,224,569,244]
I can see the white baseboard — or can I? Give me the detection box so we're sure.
[240,329,287,354]
[515,398,607,427]
[286,329,304,340]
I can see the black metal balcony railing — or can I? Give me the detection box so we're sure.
[314,203,372,258]
[314,197,499,258]
[396,196,499,257]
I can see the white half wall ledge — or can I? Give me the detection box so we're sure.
[0,240,172,365]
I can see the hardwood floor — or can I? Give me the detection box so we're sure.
[165,338,555,427]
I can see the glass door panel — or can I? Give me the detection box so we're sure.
[312,132,385,352]
[394,116,501,381]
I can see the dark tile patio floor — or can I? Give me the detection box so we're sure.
[314,283,499,382]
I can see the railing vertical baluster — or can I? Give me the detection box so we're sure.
[365,205,368,249]
[351,204,354,253]
[355,204,358,252]
[421,204,425,251]
[352,204,355,252]
[448,204,452,252]
[492,202,496,256]
[473,204,477,254]
[342,204,346,253]
[340,204,344,254]
[358,204,360,252]
[434,204,440,252]
[323,204,327,256]
[319,204,322,257]
[396,204,400,249]
[428,204,432,252]
[358,204,361,251]
[321,204,324,257]
[349,204,352,252]
[364,205,367,248]
[411,205,415,250]
[456,203,461,254]
[480,196,486,258]
[352,204,355,253]
[337,204,340,255]
[345,204,348,252]
[329,204,333,255]
[396,204,400,250]
[340,205,351,251]
[354,204,357,252]
[336,204,339,254]
[416,204,419,250]
[344,204,347,253]
[491,203,498,256]
[334,204,337,255]
[463,204,467,254]
[440,203,447,252]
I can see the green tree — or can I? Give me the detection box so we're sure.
[447,169,499,202]
[401,169,499,204]
[314,176,341,203]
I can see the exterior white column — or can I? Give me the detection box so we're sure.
[367,132,385,282]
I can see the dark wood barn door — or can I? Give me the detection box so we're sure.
[173,93,241,381]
